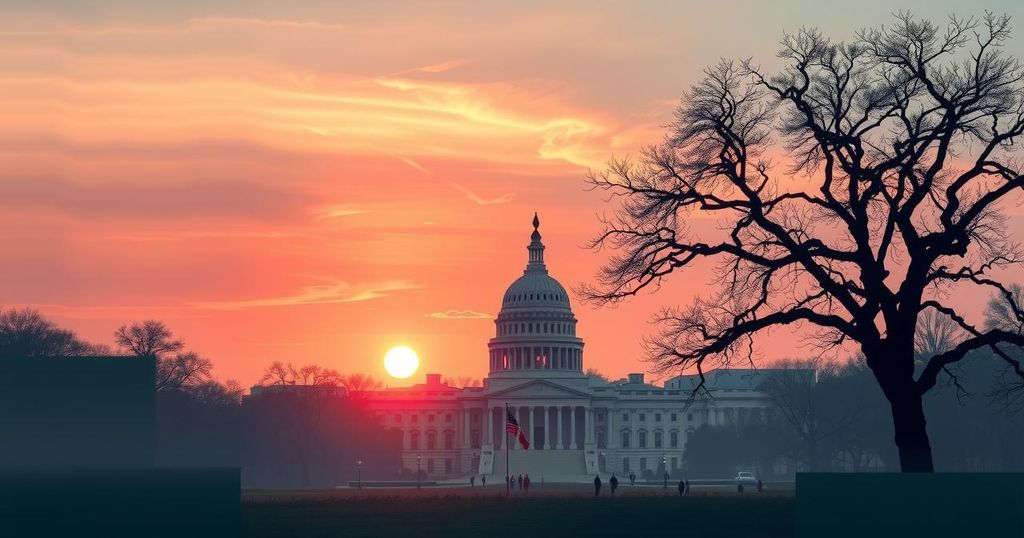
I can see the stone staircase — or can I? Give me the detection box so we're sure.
[489,449,587,482]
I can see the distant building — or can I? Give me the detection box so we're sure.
[364,215,788,480]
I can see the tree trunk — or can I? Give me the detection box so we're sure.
[889,391,934,472]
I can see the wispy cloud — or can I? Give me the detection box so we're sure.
[194,279,420,310]
[426,309,491,320]
[309,204,368,221]
[446,181,514,205]
[189,17,350,31]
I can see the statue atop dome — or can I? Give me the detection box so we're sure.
[526,212,546,273]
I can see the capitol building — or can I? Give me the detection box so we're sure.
[366,215,774,480]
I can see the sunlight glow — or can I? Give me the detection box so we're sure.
[384,345,419,379]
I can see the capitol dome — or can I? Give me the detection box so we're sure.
[487,214,585,377]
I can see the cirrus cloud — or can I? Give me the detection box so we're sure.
[426,309,491,320]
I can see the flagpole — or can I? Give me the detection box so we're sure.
[505,402,510,497]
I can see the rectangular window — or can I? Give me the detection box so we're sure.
[445,414,452,423]
[655,413,661,422]
[687,412,693,422]
[623,458,630,472]
[622,413,629,422]
[429,414,435,423]
[640,457,647,471]
[670,413,677,422]
[621,431,630,448]
[639,413,646,422]
[671,457,678,470]
[670,431,678,448]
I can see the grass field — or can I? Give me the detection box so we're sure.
[243,485,794,537]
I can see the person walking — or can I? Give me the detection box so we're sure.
[481,475,486,487]
[609,474,619,496]
[523,474,531,493]
[684,478,690,496]
[470,475,475,487]
[593,474,602,496]
[629,472,636,486]
[756,478,763,493]
[517,474,523,490]
[677,479,685,496]
[663,471,669,489]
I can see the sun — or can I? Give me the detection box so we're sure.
[384,345,419,379]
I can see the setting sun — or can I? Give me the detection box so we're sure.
[383,345,419,379]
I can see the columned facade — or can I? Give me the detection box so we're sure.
[365,215,775,479]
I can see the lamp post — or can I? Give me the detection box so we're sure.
[417,454,422,489]
[357,460,362,490]
[662,455,668,489]
[600,451,606,473]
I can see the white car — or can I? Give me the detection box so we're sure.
[735,471,758,487]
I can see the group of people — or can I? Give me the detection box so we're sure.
[469,475,487,487]
[591,473,694,497]
[505,473,531,492]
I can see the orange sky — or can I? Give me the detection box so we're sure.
[3,1,1024,388]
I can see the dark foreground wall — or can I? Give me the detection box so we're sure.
[797,473,1024,537]
[0,356,155,467]
[0,468,239,538]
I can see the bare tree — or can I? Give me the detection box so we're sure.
[442,375,483,388]
[584,368,611,383]
[259,362,342,387]
[915,309,961,358]
[156,351,214,392]
[257,361,344,486]
[339,373,384,394]
[114,320,184,358]
[985,283,1024,334]
[0,307,94,358]
[583,13,1024,471]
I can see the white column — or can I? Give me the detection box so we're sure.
[631,410,638,447]
[570,406,578,450]
[462,409,471,448]
[544,406,551,449]
[485,407,493,445]
[556,406,564,449]
[587,408,595,444]
[608,408,616,448]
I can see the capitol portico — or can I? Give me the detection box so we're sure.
[366,215,774,480]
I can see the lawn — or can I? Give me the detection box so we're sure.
[242,486,793,537]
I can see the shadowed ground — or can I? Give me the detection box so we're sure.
[243,484,793,537]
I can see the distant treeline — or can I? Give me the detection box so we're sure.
[683,349,1024,478]
[0,307,403,488]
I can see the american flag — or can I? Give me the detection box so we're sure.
[506,410,530,449]
[506,412,521,435]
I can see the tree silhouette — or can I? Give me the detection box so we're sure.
[114,320,184,358]
[584,13,1024,471]
[0,307,94,358]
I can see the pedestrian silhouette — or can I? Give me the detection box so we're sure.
[629,472,636,486]
[685,479,690,496]
[481,475,486,486]
[609,474,619,496]
[594,474,602,496]
[524,474,531,492]
[517,474,523,490]
[470,475,475,487]
[756,478,763,493]
[678,479,685,496]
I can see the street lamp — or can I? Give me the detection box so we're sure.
[600,451,606,473]
[417,454,422,489]
[357,460,362,490]
[662,455,668,489]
